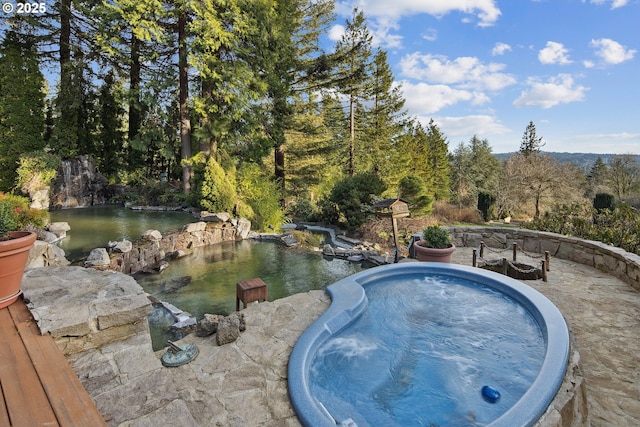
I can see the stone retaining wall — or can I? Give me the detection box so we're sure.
[445,226,640,292]
[106,218,251,275]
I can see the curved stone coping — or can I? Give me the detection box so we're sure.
[288,263,570,427]
[441,226,640,292]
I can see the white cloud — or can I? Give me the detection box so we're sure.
[590,38,636,64]
[539,41,572,65]
[583,0,630,9]
[422,28,438,42]
[430,115,511,140]
[399,53,516,91]
[369,17,404,48]
[492,42,511,56]
[328,24,345,42]
[400,81,488,114]
[513,74,588,109]
[335,0,502,27]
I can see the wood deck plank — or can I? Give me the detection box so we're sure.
[0,383,11,426]
[0,307,59,426]
[7,302,108,427]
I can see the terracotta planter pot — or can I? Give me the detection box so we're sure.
[414,240,456,263]
[0,231,37,309]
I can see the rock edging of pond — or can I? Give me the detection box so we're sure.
[85,212,251,275]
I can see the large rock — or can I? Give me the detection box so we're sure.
[84,248,110,267]
[142,229,163,241]
[237,218,251,239]
[183,222,206,233]
[200,211,230,222]
[196,314,223,337]
[215,313,245,345]
[27,241,70,268]
[21,266,153,355]
[29,188,51,209]
[109,240,133,253]
[47,221,71,239]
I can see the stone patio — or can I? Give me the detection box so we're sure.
[21,245,640,426]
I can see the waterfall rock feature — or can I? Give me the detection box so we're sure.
[51,155,109,208]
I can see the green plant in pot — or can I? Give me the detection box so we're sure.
[0,193,44,308]
[414,225,456,262]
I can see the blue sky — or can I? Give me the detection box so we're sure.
[327,0,639,154]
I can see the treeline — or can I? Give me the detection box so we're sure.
[0,2,451,230]
[1,2,639,233]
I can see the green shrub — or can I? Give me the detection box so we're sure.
[16,151,61,196]
[198,157,237,213]
[525,202,640,255]
[0,193,48,237]
[237,163,284,231]
[477,192,496,222]
[420,225,452,249]
[325,171,387,230]
[593,193,615,212]
[287,197,317,221]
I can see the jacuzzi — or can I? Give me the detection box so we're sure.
[288,262,569,427]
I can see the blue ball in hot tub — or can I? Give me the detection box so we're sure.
[481,385,501,403]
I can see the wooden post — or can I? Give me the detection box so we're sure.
[472,249,477,267]
[545,251,550,271]
[541,260,548,282]
[391,217,400,262]
[512,242,517,261]
[502,258,508,276]
[480,241,485,258]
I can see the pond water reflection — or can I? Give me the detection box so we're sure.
[49,206,194,263]
[49,206,363,350]
[136,239,363,349]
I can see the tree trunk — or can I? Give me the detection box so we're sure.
[59,0,71,71]
[349,92,355,176]
[127,35,143,169]
[275,146,285,181]
[178,11,192,193]
[128,36,141,143]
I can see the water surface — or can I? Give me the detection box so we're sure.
[309,275,545,427]
[50,206,193,262]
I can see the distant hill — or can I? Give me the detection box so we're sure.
[493,152,640,172]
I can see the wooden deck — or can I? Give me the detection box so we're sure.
[0,298,107,427]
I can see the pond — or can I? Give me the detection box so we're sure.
[49,206,363,350]
[137,239,363,349]
[49,206,194,263]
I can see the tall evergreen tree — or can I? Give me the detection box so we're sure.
[177,5,191,193]
[426,119,451,200]
[0,31,46,190]
[285,92,342,200]
[361,48,407,177]
[519,121,545,156]
[450,135,501,207]
[586,156,608,198]
[96,70,125,178]
[333,8,374,176]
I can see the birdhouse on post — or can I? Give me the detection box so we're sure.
[373,199,410,261]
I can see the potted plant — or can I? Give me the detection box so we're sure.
[414,225,456,263]
[0,193,44,308]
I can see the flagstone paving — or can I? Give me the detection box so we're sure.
[30,247,640,426]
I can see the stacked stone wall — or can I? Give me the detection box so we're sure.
[108,220,248,275]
